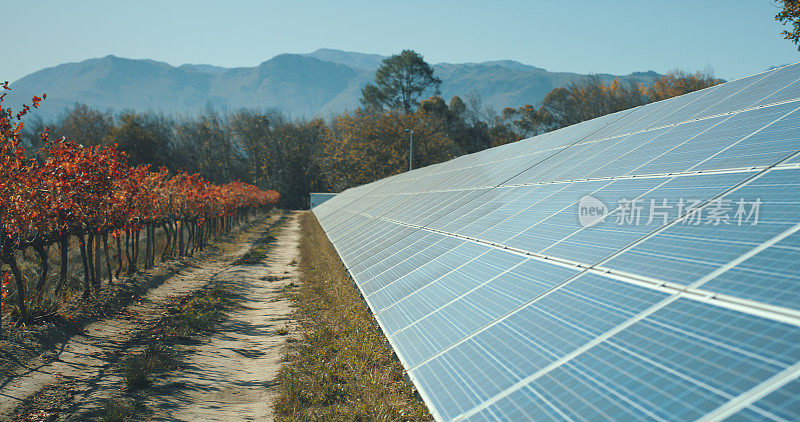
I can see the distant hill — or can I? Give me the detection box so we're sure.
[6,49,662,120]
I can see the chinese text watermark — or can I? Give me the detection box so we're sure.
[578,196,761,228]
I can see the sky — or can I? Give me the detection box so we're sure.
[3,0,799,83]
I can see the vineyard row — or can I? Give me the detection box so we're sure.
[0,86,279,323]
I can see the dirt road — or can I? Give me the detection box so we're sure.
[146,212,300,421]
[1,212,301,421]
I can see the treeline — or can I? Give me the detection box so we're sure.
[22,70,720,208]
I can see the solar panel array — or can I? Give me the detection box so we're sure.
[313,63,800,421]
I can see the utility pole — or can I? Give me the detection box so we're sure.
[405,129,414,171]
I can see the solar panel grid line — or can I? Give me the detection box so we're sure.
[367,247,493,311]
[513,179,680,256]
[348,225,418,266]
[358,236,466,298]
[596,170,800,290]
[312,190,380,231]
[614,106,773,178]
[326,208,413,249]
[382,103,788,195]
[413,114,656,186]
[650,89,800,132]
[405,368,457,422]
[643,68,776,129]
[495,166,765,189]
[632,103,800,176]
[471,169,795,306]
[697,363,800,422]
[577,93,682,143]
[528,132,677,185]
[383,159,767,195]
[320,227,389,321]
[319,177,404,222]
[535,179,748,260]
[531,365,638,422]
[371,211,800,329]
[685,105,800,171]
[758,80,800,108]
[328,189,462,244]
[474,390,551,422]
[556,339,777,422]
[701,65,800,117]
[530,162,796,284]
[376,150,576,194]
[449,294,692,421]
[574,76,749,145]
[587,90,752,146]
[468,182,614,244]
[557,345,715,421]
[387,258,531,337]
[603,268,800,325]
[524,388,574,422]
[355,234,455,293]
[388,245,618,374]
[572,96,800,155]
[450,218,800,421]
[636,310,793,370]
[324,212,379,246]
[350,230,433,276]
[709,282,800,316]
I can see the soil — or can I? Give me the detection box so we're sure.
[1,212,301,421]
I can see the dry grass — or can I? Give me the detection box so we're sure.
[95,284,234,420]
[123,344,178,392]
[233,214,288,265]
[274,212,431,421]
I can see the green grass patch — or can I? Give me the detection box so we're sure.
[234,215,288,265]
[100,398,136,422]
[120,283,233,397]
[274,212,431,421]
[153,284,234,340]
[123,344,177,392]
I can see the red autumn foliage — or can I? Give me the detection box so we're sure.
[0,83,279,320]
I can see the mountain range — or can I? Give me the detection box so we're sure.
[6,49,662,120]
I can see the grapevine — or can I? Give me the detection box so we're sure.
[0,83,279,324]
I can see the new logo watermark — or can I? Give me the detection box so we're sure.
[578,195,608,228]
[577,196,761,228]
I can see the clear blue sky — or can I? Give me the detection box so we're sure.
[4,0,798,83]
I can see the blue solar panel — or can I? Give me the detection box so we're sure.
[605,168,800,286]
[703,231,800,311]
[463,299,800,421]
[704,64,800,115]
[733,377,800,421]
[313,63,800,421]
[360,234,464,298]
[647,70,772,127]
[541,172,755,265]
[406,273,668,420]
[586,115,729,179]
[697,103,800,170]
[633,102,800,175]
